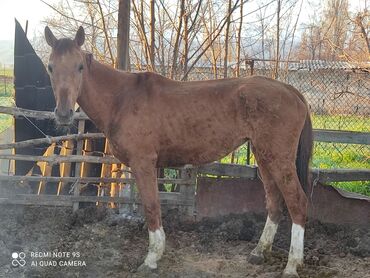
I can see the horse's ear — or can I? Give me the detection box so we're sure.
[75,26,85,47]
[45,26,57,48]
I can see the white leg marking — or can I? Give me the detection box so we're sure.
[144,227,166,269]
[284,223,305,276]
[251,215,278,256]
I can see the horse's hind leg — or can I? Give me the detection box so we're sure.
[268,161,308,278]
[249,155,284,264]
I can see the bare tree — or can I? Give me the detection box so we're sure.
[150,0,156,71]
[223,0,233,78]
[273,0,281,79]
[170,0,185,79]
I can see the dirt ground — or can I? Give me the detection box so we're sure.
[0,204,369,278]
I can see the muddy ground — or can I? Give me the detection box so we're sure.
[0,204,369,278]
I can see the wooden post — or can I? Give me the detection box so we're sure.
[117,0,133,213]
[57,140,74,195]
[37,143,55,194]
[117,0,131,71]
[73,119,85,212]
[179,166,197,219]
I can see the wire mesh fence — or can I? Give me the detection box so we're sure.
[256,60,369,171]
[183,59,370,171]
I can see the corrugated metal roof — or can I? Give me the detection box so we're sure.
[293,60,365,70]
[230,60,369,71]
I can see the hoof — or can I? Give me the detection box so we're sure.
[137,263,159,277]
[248,253,265,265]
[281,271,299,278]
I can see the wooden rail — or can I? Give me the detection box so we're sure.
[0,193,194,207]
[0,133,105,150]
[311,169,370,183]
[0,154,121,165]
[313,130,370,145]
[198,163,257,178]
[0,175,193,185]
[198,163,370,182]
[0,106,89,120]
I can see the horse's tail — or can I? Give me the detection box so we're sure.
[296,111,313,195]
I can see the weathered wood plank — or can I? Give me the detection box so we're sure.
[313,129,370,145]
[0,106,89,120]
[0,175,193,184]
[197,163,257,179]
[312,168,370,182]
[197,164,369,182]
[0,133,105,150]
[0,192,193,206]
[0,154,121,165]
[73,119,86,211]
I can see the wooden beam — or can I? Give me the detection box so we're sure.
[0,154,121,165]
[197,163,257,179]
[0,175,193,184]
[37,143,55,194]
[313,129,370,145]
[0,133,105,150]
[0,106,89,120]
[0,192,193,207]
[117,0,131,71]
[312,168,370,182]
[58,140,74,195]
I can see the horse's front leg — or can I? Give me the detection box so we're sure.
[131,158,165,271]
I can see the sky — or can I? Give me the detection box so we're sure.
[0,0,366,41]
[0,0,58,41]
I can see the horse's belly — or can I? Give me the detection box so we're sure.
[157,137,246,167]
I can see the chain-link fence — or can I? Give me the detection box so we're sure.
[184,60,370,173]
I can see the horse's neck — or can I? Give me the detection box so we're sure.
[78,59,133,132]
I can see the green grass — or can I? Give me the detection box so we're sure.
[312,114,370,132]
[220,114,370,196]
[0,68,14,133]
[0,96,13,132]
[0,67,13,77]
[332,181,370,196]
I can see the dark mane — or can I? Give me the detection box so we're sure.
[54,38,76,54]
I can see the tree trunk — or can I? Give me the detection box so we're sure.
[236,0,243,78]
[273,0,281,79]
[170,0,185,79]
[223,0,232,78]
[150,0,156,71]
[182,10,189,80]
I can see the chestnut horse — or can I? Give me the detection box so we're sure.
[44,26,312,278]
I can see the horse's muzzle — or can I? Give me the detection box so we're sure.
[54,108,74,126]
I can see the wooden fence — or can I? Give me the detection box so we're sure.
[0,105,369,215]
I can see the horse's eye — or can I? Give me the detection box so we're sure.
[47,64,53,73]
[78,64,84,72]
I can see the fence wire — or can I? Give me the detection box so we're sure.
[185,60,369,170]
